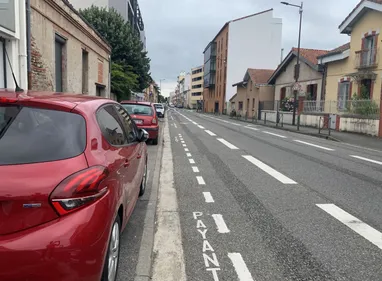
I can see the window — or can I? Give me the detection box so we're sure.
[115,105,137,143]
[96,84,105,97]
[192,77,202,82]
[238,101,243,110]
[0,105,86,165]
[192,84,202,89]
[82,50,89,94]
[338,82,350,110]
[280,87,286,100]
[55,34,66,92]
[252,98,255,109]
[121,104,153,116]
[192,92,202,96]
[97,106,127,146]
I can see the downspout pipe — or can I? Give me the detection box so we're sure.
[26,0,31,89]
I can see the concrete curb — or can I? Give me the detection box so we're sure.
[134,123,165,281]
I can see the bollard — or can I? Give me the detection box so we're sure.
[297,115,300,131]
[264,112,267,125]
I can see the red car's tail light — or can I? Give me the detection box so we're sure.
[152,117,157,124]
[0,97,18,103]
[50,166,109,216]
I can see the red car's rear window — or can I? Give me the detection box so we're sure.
[0,105,86,165]
[121,104,153,116]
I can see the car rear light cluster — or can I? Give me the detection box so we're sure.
[50,166,109,216]
[152,117,157,124]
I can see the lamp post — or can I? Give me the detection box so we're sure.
[281,1,303,125]
[159,78,165,103]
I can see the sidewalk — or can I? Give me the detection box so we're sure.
[197,112,382,151]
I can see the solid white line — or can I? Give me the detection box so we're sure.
[205,130,217,136]
[228,253,254,281]
[212,214,230,233]
[203,192,214,203]
[184,148,189,152]
[189,159,195,164]
[197,125,205,129]
[217,138,239,150]
[196,176,206,185]
[294,140,335,151]
[186,153,192,157]
[192,166,199,173]
[350,155,382,165]
[317,204,382,250]
[263,131,287,139]
[242,155,297,184]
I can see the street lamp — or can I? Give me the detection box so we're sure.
[159,79,165,102]
[281,1,303,126]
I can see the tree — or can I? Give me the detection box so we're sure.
[79,6,151,96]
[111,63,138,101]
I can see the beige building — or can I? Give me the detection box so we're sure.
[144,82,158,103]
[190,65,204,109]
[230,69,274,119]
[268,48,329,106]
[30,0,111,97]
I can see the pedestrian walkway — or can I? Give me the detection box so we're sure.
[196,111,382,151]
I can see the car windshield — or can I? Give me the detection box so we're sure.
[122,104,153,116]
[154,104,163,109]
[0,105,86,165]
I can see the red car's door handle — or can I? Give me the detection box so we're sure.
[124,159,130,167]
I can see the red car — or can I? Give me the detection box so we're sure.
[0,90,149,281]
[120,101,159,145]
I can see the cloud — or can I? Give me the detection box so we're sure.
[140,0,360,97]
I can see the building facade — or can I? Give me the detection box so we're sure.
[144,82,158,103]
[71,0,146,50]
[30,0,111,97]
[190,65,204,109]
[203,9,282,114]
[0,0,28,90]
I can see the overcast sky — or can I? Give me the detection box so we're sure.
[140,0,360,97]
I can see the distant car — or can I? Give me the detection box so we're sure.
[0,90,149,281]
[153,103,165,118]
[120,101,159,145]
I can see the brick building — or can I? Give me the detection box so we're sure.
[30,0,111,97]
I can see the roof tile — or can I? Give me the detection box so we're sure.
[291,48,329,65]
[317,42,350,59]
[247,69,275,84]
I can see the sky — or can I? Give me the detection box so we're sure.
[140,0,360,97]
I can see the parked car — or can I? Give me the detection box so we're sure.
[120,101,159,145]
[153,103,165,118]
[0,90,149,281]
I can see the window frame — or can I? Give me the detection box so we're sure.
[338,81,351,110]
[113,104,140,144]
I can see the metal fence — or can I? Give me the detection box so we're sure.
[303,99,380,119]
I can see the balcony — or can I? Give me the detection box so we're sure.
[355,48,379,69]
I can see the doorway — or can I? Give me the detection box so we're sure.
[214,102,219,113]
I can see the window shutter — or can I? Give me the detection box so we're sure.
[373,34,378,64]
[337,82,341,109]
[361,37,366,66]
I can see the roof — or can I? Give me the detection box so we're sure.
[339,0,382,34]
[268,48,329,84]
[203,9,273,53]
[233,68,274,87]
[229,93,237,102]
[0,89,111,110]
[317,43,350,59]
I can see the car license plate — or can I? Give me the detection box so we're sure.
[133,119,143,125]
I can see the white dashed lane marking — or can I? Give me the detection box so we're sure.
[217,138,239,150]
[294,140,335,151]
[198,125,205,129]
[205,130,217,136]
[192,166,199,173]
[186,153,192,157]
[196,176,206,185]
[212,214,230,233]
[242,155,297,184]
[185,148,189,152]
[317,204,382,250]
[189,159,195,164]
[203,192,214,203]
[350,155,382,166]
[228,253,254,281]
[263,131,287,139]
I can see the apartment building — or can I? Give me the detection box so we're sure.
[0,0,28,90]
[203,9,282,114]
[190,66,204,109]
[71,0,146,50]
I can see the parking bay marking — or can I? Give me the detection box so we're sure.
[192,166,199,173]
[203,192,214,203]
[212,214,230,233]
[228,253,254,281]
[196,176,206,185]
[317,204,382,250]
[186,153,192,157]
[189,159,195,164]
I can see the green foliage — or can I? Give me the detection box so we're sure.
[79,6,151,95]
[349,85,379,117]
[111,63,138,101]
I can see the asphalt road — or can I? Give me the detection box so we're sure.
[117,121,163,281]
[165,108,382,281]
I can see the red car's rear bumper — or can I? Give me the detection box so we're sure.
[139,125,159,140]
[0,194,113,281]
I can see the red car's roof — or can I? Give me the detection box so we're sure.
[0,89,112,111]
[120,100,152,106]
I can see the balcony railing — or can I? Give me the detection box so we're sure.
[355,48,379,69]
